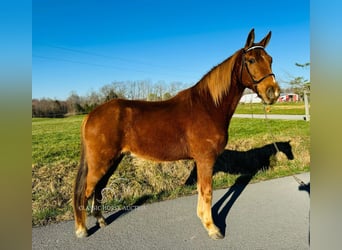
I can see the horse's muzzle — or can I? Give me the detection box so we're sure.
[265,86,280,104]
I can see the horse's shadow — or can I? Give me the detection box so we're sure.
[89,141,294,237]
[296,177,310,245]
[87,194,153,237]
[212,175,253,237]
[298,181,310,196]
[185,141,294,237]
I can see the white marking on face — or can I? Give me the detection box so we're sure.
[275,88,279,98]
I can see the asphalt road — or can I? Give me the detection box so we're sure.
[32,172,310,250]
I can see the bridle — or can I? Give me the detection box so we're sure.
[240,46,275,85]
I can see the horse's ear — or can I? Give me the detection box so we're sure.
[259,31,272,48]
[244,28,255,49]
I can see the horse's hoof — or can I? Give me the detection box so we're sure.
[97,217,107,228]
[209,230,224,240]
[75,227,88,238]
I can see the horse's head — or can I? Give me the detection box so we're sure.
[240,29,280,105]
[275,141,294,160]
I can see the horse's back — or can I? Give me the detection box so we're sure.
[82,98,192,161]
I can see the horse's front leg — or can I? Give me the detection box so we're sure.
[196,159,223,239]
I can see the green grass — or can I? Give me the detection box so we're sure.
[32,107,310,226]
[229,118,310,140]
[32,116,83,166]
[235,101,309,115]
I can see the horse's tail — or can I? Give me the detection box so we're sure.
[73,142,88,213]
[73,118,89,228]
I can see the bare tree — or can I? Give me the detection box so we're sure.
[66,91,84,114]
[32,98,67,117]
[32,80,189,117]
[289,62,310,98]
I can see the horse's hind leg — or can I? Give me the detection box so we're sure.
[91,155,124,228]
[91,188,106,228]
[73,152,121,238]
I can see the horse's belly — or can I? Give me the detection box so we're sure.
[123,128,190,161]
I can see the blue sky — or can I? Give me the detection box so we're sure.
[32,0,309,100]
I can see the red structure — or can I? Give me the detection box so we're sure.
[278,93,299,102]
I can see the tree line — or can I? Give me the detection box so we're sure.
[33,62,310,118]
[32,80,187,118]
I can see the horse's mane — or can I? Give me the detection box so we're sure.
[196,50,240,106]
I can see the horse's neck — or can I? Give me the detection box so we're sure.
[191,69,245,127]
[269,143,279,155]
[222,80,245,121]
[190,51,245,126]
[191,79,244,129]
[222,58,245,123]
[216,64,245,125]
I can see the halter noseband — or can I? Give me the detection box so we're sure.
[241,46,275,84]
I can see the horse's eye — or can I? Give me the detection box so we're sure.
[248,58,256,64]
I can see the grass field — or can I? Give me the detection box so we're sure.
[235,101,309,115]
[32,102,310,226]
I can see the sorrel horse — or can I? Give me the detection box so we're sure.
[73,29,280,239]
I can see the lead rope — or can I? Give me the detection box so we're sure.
[292,175,306,186]
[263,104,280,154]
[263,104,307,185]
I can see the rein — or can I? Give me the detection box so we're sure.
[241,46,275,84]
[262,104,280,154]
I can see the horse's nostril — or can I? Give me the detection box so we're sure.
[266,87,275,99]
